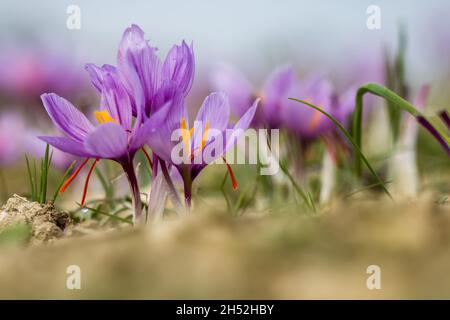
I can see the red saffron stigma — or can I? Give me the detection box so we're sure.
[60,158,90,193]
[141,147,153,168]
[81,158,100,206]
[223,157,238,190]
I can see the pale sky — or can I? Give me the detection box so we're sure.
[0,0,449,86]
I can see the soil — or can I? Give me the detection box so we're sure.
[0,192,449,298]
[0,195,71,245]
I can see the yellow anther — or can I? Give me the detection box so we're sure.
[200,122,209,150]
[94,111,116,124]
[193,121,210,158]
[179,117,211,159]
[180,117,191,153]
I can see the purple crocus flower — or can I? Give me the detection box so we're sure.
[38,24,195,224]
[25,132,78,171]
[86,24,194,119]
[211,64,295,128]
[282,74,350,140]
[145,91,258,208]
[38,70,156,224]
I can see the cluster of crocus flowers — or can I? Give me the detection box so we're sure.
[211,64,296,128]
[211,65,353,138]
[39,24,257,224]
[212,64,357,204]
[0,47,86,102]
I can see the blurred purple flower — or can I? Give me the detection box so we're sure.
[0,48,86,101]
[0,112,26,166]
[211,64,295,128]
[282,74,352,140]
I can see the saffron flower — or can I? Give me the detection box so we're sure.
[38,71,156,224]
[39,24,195,224]
[282,74,353,140]
[146,91,258,209]
[25,132,77,171]
[211,64,295,128]
[86,24,194,119]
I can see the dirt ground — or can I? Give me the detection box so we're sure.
[0,192,449,299]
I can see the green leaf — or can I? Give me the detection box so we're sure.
[80,205,133,225]
[353,83,449,176]
[25,155,36,201]
[289,97,392,199]
[278,159,317,212]
[40,144,50,203]
[53,160,76,202]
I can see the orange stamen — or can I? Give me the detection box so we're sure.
[81,158,99,206]
[223,157,238,190]
[309,110,323,131]
[94,110,117,124]
[200,122,209,150]
[141,147,153,168]
[180,117,191,155]
[60,158,90,193]
[194,121,210,158]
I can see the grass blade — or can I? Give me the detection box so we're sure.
[345,180,393,198]
[39,144,50,204]
[79,205,133,225]
[94,166,114,207]
[39,159,44,203]
[289,97,392,199]
[219,171,232,213]
[52,160,76,202]
[33,159,38,202]
[278,160,316,211]
[353,83,450,176]
[25,155,35,201]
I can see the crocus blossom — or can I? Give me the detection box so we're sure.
[38,24,196,224]
[282,74,353,140]
[86,24,194,119]
[146,91,258,209]
[211,64,295,128]
[39,71,156,224]
[25,132,77,171]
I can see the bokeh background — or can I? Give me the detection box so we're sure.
[1,0,450,96]
[0,0,449,300]
[0,0,449,198]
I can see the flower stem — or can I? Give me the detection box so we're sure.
[158,158,183,213]
[122,160,142,225]
[183,176,192,213]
